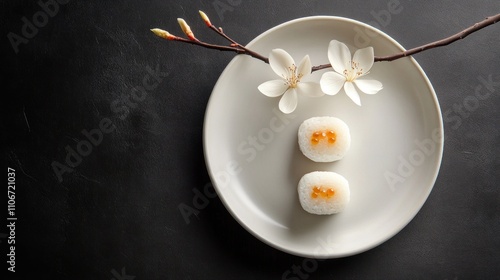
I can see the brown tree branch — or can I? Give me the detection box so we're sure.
[206,24,269,63]
[311,13,500,71]
[171,36,245,54]
[374,13,500,62]
[152,13,500,72]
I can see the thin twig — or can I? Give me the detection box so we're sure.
[311,13,500,71]
[374,13,500,62]
[207,24,269,63]
[154,13,500,72]
[171,36,245,54]
[310,64,333,72]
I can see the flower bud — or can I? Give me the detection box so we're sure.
[177,18,196,41]
[150,28,176,40]
[199,10,212,27]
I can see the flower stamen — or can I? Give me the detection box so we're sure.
[283,64,303,88]
[343,60,364,82]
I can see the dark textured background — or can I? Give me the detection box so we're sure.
[2,0,499,279]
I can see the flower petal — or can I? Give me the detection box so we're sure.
[353,79,383,95]
[258,80,289,97]
[296,82,324,97]
[297,55,312,78]
[327,40,351,75]
[320,71,346,96]
[352,46,374,76]
[344,82,361,106]
[279,88,298,114]
[269,49,295,78]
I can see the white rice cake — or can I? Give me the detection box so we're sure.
[298,171,350,215]
[298,116,351,162]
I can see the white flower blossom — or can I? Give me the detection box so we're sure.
[258,49,323,114]
[320,40,383,106]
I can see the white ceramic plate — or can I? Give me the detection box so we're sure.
[203,16,443,258]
